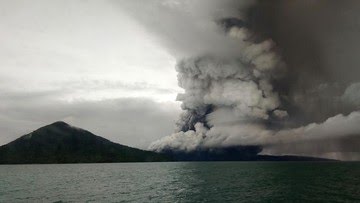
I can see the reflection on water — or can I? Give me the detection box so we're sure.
[0,162,359,202]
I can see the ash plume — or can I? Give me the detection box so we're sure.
[118,0,360,160]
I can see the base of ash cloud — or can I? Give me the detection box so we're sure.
[159,146,334,161]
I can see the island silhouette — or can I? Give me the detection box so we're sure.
[0,121,333,164]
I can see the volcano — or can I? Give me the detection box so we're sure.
[0,121,334,164]
[0,121,170,164]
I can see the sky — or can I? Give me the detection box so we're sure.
[1,0,360,160]
[113,0,360,161]
[0,0,182,149]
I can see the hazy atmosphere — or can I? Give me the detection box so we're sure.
[0,0,182,149]
[1,0,360,160]
[1,1,360,202]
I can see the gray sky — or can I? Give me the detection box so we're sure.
[2,0,360,161]
[0,0,182,149]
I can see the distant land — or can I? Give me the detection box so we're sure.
[161,147,335,161]
[0,121,334,164]
[0,121,171,164]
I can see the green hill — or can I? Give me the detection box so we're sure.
[0,121,170,164]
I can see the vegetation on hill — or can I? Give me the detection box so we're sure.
[0,121,171,164]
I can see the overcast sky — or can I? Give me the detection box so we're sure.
[0,0,183,149]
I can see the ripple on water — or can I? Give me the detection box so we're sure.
[0,162,359,202]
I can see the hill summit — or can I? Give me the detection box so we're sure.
[0,121,170,164]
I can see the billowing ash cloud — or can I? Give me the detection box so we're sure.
[149,26,287,151]
[119,0,360,160]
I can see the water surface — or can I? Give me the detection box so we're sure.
[0,162,359,202]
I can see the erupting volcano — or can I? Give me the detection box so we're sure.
[120,0,360,161]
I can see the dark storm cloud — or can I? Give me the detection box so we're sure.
[247,0,360,123]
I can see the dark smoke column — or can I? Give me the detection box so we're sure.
[150,17,288,152]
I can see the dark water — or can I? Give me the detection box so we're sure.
[0,162,359,202]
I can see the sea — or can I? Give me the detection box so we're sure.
[0,162,359,202]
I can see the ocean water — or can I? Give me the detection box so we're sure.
[0,162,359,202]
